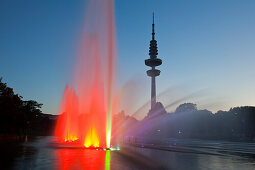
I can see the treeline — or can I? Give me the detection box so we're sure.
[158,103,255,141]
[0,78,55,136]
[115,103,255,142]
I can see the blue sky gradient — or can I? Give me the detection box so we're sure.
[1,0,255,114]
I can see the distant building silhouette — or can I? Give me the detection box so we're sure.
[145,13,162,110]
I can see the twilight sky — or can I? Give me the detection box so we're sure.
[1,0,255,115]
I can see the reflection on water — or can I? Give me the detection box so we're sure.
[8,136,255,170]
[105,151,110,170]
[56,149,106,170]
[126,145,255,170]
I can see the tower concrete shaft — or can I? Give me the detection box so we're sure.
[145,13,162,109]
[151,75,156,108]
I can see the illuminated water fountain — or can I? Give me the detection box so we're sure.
[55,0,116,149]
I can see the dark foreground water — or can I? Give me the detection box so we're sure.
[4,136,255,170]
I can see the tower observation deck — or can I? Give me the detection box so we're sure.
[145,13,162,110]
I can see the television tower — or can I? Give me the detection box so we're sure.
[145,13,162,110]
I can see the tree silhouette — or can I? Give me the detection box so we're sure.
[175,103,197,113]
[0,78,45,135]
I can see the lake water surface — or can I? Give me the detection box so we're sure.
[8,136,255,170]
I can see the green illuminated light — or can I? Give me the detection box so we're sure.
[106,94,112,148]
[105,150,111,170]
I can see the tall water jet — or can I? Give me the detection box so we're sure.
[55,0,116,149]
[55,85,80,142]
[105,0,115,149]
